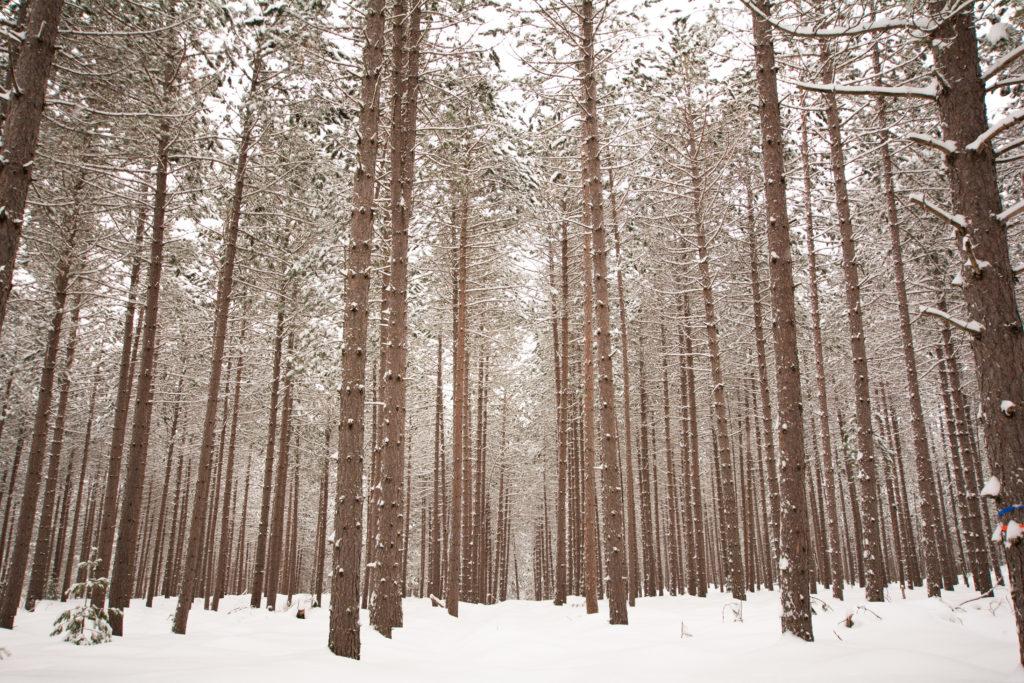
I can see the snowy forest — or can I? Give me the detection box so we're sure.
[0,0,1023,679]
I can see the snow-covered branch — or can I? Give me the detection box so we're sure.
[740,2,935,37]
[908,193,967,229]
[906,133,956,154]
[997,199,1024,224]
[793,80,936,99]
[983,43,1024,81]
[920,306,984,336]
[966,109,1024,152]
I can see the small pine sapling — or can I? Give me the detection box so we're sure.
[51,552,121,645]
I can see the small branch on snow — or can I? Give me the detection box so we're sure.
[957,588,995,609]
[920,306,984,336]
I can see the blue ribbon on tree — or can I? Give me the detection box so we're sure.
[997,504,1024,518]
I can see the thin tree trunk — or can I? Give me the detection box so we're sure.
[0,229,75,628]
[171,54,258,633]
[26,294,82,607]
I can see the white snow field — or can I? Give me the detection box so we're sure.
[2,583,1022,682]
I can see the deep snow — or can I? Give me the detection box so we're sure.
[2,583,1022,682]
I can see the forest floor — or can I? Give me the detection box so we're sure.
[1,582,1021,681]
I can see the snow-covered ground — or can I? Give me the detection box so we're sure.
[2,584,1021,682]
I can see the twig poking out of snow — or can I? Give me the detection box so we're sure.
[857,605,883,621]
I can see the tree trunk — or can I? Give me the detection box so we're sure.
[328,0,387,657]
[266,331,295,611]
[797,102,844,600]
[171,54,257,633]
[26,293,81,608]
[578,0,628,625]
[0,0,65,336]
[818,39,885,603]
[749,0,813,641]
[0,229,75,628]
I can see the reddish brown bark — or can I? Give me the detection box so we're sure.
[0,0,66,336]
[328,0,387,655]
[749,0,813,640]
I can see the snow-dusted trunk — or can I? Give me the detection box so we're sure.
[744,191,780,584]
[108,121,175,631]
[749,0,813,641]
[447,186,470,618]
[680,294,707,597]
[371,0,421,635]
[869,46,942,600]
[213,321,248,611]
[327,0,386,656]
[92,191,149,614]
[578,0,627,623]
[62,377,99,602]
[610,188,640,606]
[0,0,65,338]
[312,429,330,608]
[659,322,682,595]
[797,102,844,601]
[26,295,81,609]
[556,220,571,605]
[685,119,743,601]
[818,40,884,603]
[429,336,443,600]
[170,51,253,631]
[936,330,990,594]
[580,228,600,615]
[926,4,1024,658]
[0,227,75,629]
[146,380,182,607]
[266,331,295,611]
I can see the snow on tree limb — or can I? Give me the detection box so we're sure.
[906,133,957,154]
[919,306,984,336]
[793,80,937,99]
[997,199,1024,224]
[983,43,1024,81]
[908,193,967,228]
[740,1,935,37]
[966,109,1024,152]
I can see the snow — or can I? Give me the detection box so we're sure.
[982,476,1002,498]
[986,22,1012,45]
[966,109,1024,152]
[907,132,957,154]
[1002,401,1017,417]
[1006,521,1023,546]
[3,585,1022,682]
[919,306,983,335]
